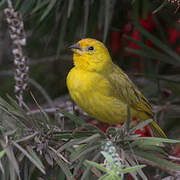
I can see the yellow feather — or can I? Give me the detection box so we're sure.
[67,38,166,137]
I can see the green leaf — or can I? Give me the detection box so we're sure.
[84,124,106,137]
[67,0,74,18]
[73,155,87,177]
[57,138,86,153]
[135,150,180,171]
[125,156,148,180]
[103,0,116,42]
[142,0,150,19]
[0,149,5,159]
[15,0,23,10]
[71,145,100,162]
[60,110,86,126]
[135,137,180,144]
[153,0,168,14]
[56,0,68,55]
[1,95,37,128]
[12,141,45,174]
[101,151,115,170]
[15,132,38,143]
[21,0,36,16]
[85,160,109,173]
[81,152,101,180]
[98,174,115,180]
[70,144,86,161]
[76,134,101,144]
[0,141,20,179]
[100,174,121,180]
[139,145,166,154]
[26,145,45,169]
[40,0,57,22]
[51,151,75,180]
[119,165,145,174]
[0,159,4,174]
[31,0,49,14]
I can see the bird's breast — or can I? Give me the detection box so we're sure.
[66,68,128,124]
[67,68,110,95]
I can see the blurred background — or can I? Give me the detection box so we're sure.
[1,0,180,179]
[0,0,180,138]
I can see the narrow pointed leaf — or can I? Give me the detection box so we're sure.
[26,145,45,169]
[51,151,75,180]
[85,160,109,173]
[72,145,100,162]
[0,141,20,179]
[135,137,180,144]
[60,110,86,126]
[98,174,113,180]
[103,0,116,42]
[40,0,57,22]
[0,159,4,174]
[119,165,145,174]
[81,152,101,180]
[12,141,45,174]
[135,150,180,171]
[67,0,74,18]
[32,0,49,14]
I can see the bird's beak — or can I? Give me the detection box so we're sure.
[69,43,82,55]
[69,43,82,51]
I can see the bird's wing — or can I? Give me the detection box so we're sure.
[107,64,153,117]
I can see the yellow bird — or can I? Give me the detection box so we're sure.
[67,38,166,137]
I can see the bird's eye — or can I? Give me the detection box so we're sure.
[87,46,94,51]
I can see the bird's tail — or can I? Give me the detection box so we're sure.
[149,121,167,138]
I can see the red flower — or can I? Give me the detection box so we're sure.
[146,39,153,47]
[168,27,180,44]
[88,121,109,132]
[122,22,132,34]
[135,125,151,137]
[139,12,156,32]
[88,116,152,137]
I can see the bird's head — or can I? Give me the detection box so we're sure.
[69,38,112,72]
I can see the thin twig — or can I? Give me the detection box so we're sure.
[29,78,54,108]
[48,146,71,164]
[26,107,58,115]
[168,155,180,162]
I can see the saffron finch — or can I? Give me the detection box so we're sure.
[67,38,166,137]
